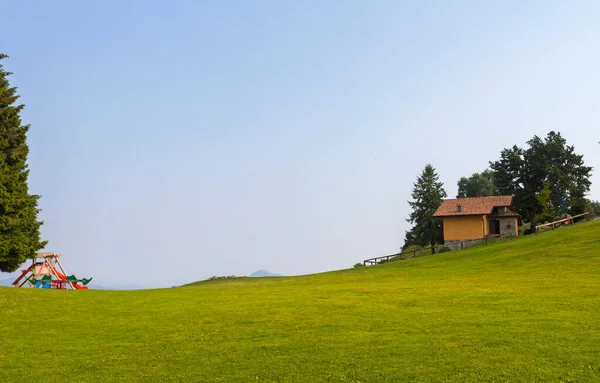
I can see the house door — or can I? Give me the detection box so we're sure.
[490,219,500,235]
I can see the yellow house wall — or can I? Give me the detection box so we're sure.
[443,215,487,241]
[483,215,489,236]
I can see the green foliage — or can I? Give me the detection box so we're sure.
[518,221,531,236]
[352,263,364,268]
[534,181,556,223]
[437,246,452,253]
[403,164,446,250]
[456,169,499,198]
[1,221,599,382]
[0,54,46,272]
[585,199,600,218]
[490,131,592,223]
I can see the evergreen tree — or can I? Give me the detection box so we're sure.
[403,164,447,253]
[0,54,46,272]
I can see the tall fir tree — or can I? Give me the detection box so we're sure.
[403,164,447,253]
[0,54,46,272]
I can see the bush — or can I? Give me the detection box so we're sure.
[353,263,365,268]
[207,275,244,281]
[585,200,600,218]
[519,222,531,236]
[437,247,451,253]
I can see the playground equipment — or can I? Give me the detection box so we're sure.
[12,252,92,290]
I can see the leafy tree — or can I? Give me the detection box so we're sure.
[457,169,499,198]
[490,131,592,224]
[403,164,446,253]
[0,54,46,272]
[535,181,556,223]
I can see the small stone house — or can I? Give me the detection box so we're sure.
[433,195,519,247]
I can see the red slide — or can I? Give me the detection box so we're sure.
[12,264,34,286]
[54,270,88,290]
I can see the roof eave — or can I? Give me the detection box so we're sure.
[435,213,488,218]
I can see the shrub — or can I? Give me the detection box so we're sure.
[207,275,244,281]
[353,263,365,268]
[519,222,531,236]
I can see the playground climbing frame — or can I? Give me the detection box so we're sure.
[11,252,92,290]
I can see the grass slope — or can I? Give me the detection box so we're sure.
[1,221,599,382]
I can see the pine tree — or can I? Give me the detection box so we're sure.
[0,54,46,272]
[403,164,447,253]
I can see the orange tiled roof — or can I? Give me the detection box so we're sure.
[434,196,514,217]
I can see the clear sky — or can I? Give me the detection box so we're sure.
[1,1,599,288]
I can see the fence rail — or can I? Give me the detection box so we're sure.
[535,212,590,233]
[363,245,445,266]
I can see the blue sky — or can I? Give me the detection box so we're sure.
[2,1,599,287]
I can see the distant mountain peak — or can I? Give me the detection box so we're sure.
[249,269,281,277]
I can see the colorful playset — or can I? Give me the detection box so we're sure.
[12,252,92,290]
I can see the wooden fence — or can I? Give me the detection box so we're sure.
[363,245,445,266]
[535,212,590,234]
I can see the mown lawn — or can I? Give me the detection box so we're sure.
[1,220,599,382]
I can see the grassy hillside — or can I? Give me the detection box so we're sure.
[1,221,599,382]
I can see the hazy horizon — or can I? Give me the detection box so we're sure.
[2,0,599,288]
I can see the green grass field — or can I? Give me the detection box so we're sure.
[1,221,599,382]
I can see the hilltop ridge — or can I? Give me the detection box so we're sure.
[1,220,599,382]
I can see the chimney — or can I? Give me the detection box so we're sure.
[457,204,463,213]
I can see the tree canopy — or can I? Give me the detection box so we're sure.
[0,54,46,272]
[490,131,592,223]
[457,169,499,198]
[403,164,446,252]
